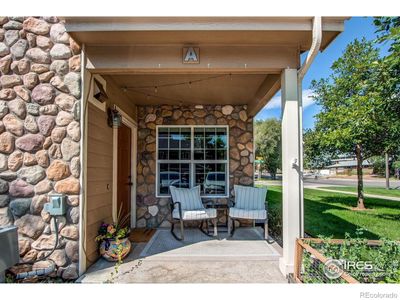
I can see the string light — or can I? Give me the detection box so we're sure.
[154,86,158,93]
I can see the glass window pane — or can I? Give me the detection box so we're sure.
[194,128,204,149]
[194,150,204,160]
[158,138,168,149]
[169,150,179,160]
[205,128,216,149]
[198,163,227,196]
[205,150,216,160]
[158,150,168,160]
[169,129,180,148]
[216,128,227,149]
[180,150,190,160]
[158,128,168,138]
[216,150,226,160]
[158,163,191,195]
[181,128,191,148]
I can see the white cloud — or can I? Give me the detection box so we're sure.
[262,89,315,111]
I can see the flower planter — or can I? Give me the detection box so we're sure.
[99,237,131,262]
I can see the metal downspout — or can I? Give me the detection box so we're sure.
[297,17,322,237]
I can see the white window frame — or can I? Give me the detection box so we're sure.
[156,125,229,198]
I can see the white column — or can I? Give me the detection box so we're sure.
[279,69,303,275]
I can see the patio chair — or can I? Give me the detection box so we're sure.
[169,185,218,241]
[228,185,268,240]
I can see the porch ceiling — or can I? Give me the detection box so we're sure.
[105,73,280,115]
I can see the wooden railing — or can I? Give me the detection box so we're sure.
[294,238,360,283]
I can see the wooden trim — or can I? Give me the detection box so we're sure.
[247,74,281,117]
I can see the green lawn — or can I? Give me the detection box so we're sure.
[318,186,400,198]
[266,186,400,240]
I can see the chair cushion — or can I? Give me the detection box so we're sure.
[170,185,204,210]
[229,207,267,220]
[172,208,217,220]
[234,185,267,210]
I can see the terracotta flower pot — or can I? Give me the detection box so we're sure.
[99,237,131,262]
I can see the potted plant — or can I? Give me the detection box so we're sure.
[95,207,131,262]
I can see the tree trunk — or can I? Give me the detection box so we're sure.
[355,144,366,209]
[385,152,390,190]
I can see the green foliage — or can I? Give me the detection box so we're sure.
[301,231,400,283]
[254,118,281,179]
[303,129,333,169]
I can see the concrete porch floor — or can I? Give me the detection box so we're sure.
[78,228,287,283]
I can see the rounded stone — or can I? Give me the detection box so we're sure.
[0,207,13,227]
[222,105,234,115]
[69,55,80,72]
[50,60,68,75]
[70,157,80,178]
[39,104,58,115]
[36,36,53,50]
[0,170,17,181]
[31,64,49,74]
[63,72,81,98]
[60,138,79,161]
[66,196,79,207]
[47,160,70,181]
[0,132,15,154]
[0,153,7,171]
[16,134,45,152]
[10,39,28,59]
[24,115,39,133]
[0,74,22,88]
[34,179,52,194]
[3,114,24,136]
[35,150,49,167]
[50,76,68,93]
[14,86,31,101]
[50,23,70,44]
[0,178,8,193]
[32,84,55,105]
[9,198,32,217]
[17,165,46,185]
[55,93,75,111]
[51,127,66,143]
[23,152,37,166]
[39,71,55,83]
[60,225,79,240]
[0,55,12,74]
[4,30,19,47]
[49,143,62,159]
[9,179,34,197]
[23,17,50,35]
[0,42,9,56]
[18,237,31,256]
[37,115,56,136]
[55,177,80,195]
[23,72,39,90]
[31,234,65,250]
[65,241,79,262]
[30,195,48,215]
[0,101,9,119]
[0,194,10,207]
[8,151,23,171]
[67,121,80,141]
[0,88,16,100]
[56,111,73,126]
[62,263,78,280]
[8,98,26,119]
[26,48,51,64]
[49,249,67,267]
[50,43,72,59]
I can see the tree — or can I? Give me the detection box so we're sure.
[373,17,400,187]
[303,129,333,170]
[255,118,281,180]
[310,38,385,209]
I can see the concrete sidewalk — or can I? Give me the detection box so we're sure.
[309,186,400,202]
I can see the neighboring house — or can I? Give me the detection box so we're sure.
[326,157,373,175]
[0,16,347,279]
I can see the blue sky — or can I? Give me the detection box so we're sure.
[255,17,387,129]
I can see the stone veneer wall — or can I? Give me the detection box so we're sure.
[0,17,81,280]
[136,104,254,228]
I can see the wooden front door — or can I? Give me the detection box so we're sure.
[117,123,132,228]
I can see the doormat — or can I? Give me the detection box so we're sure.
[129,228,156,243]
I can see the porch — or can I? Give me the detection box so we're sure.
[78,228,286,283]
[61,16,348,279]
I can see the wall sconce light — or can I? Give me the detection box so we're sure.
[107,106,122,129]
[93,78,109,103]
